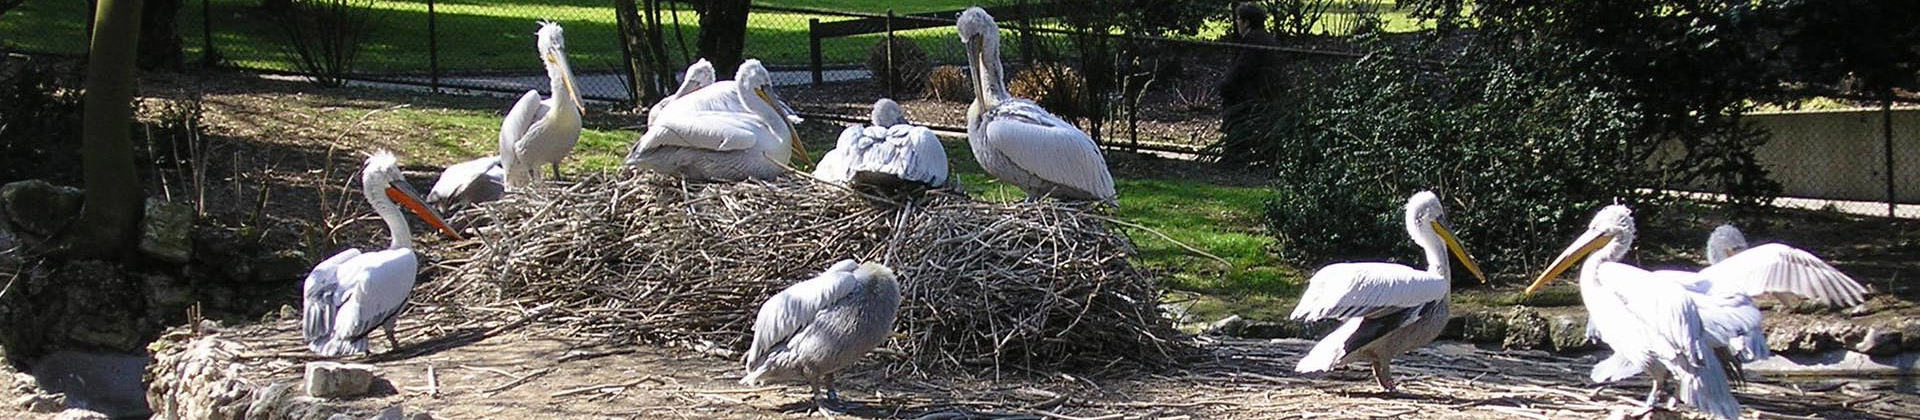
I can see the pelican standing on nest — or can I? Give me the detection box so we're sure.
[625,59,809,181]
[648,59,716,126]
[499,21,585,189]
[957,8,1115,203]
[812,98,949,192]
[743,260,901,412]
[425,156,505,210]
[1289,191,1487,392]
[1527,205,1741,419]
[303,152,464,357]
[1703,224,1869,308]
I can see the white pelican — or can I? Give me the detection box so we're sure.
[743,260,901,412]
[956,8,1116,203]
[303,152,463,357]
[425,156,505,210]
[1527,205,1741,419]
[647,59,716,126]
[812,98,949,192]
[624,59,809,181]
[1702,224,1868,308]
[499,21,585,189]
[1290,191,1486,392]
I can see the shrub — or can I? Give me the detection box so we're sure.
[1251,52,1666,277]
[927,65,972,103]
[0,62,83,185]
[1008,62,1085,121]
[865,36,930,95]
[271,0,383,87]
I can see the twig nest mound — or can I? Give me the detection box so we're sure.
[419,172,1185,372]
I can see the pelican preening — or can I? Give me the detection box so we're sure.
[1527,206,1741,419]
[625,59,810,181]
[813,98,950,192]
[1702,224,1868,308]
[1290,191,1487,392]
[303,152,463,357]
[648,58,716,126]
[426,156,506,210]
[743,260,902,411]
[500,21,585,189]
[957,8,1117,203]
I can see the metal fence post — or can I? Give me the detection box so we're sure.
[198,0,215,66]
[427,0,441,93]
[1885,91,1896,218]
[885,9,895,98]
[809,18,823,85]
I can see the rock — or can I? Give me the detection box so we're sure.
[1547,314,1593,352]
[138,198,194,264]
[144,273,195,318]
[1502,308,1550,350]
[29,351,154,418]
[1768,321,1865,354]
[252,249,311,284]
[1855,327,1903,357]
[1449,310,1507,344]
[14,392,65,413]
[369,405,405,420]
[409,412,434,420]
[55,408,111,420]
[0,180,83,237]
[305,362,376,399]
[1204,315,1246,336]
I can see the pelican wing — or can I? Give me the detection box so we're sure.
[638,110,779,153]
[499,90,547,158]
[317,249,420,356]
[1646,269,1769,362]
[981,102,1116,200]
[1594,263,1713,364]
[660,80,749,114]
[426,156,504,206]
[302,248,364,348]
[1289,262,1448,321]
[811,125,866,182]
[1698,243,1868,307]
[746,260,863,369]
[853,125,949,186]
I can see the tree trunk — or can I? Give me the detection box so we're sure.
[613,0,660,110]
[138,0,183,70]
[696,0,749,78]
[63,0,146,258]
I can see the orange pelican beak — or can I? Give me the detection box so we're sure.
[387,181,463,240]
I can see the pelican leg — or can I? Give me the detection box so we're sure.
[549,162,564,181]
[1371,361,1398,393]
[1642,379,1662,406]
[382,320,400,352]
[813,374,849,415]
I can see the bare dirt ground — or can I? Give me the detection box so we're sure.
[129,308,1916,420]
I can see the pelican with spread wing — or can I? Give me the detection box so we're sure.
[499,21,585,189]
[957,8,1115,203]
[303,152,463,357]
[1527,205,1741,419]
[1290,191,1487,392]
[425,156,505,210]
[625,59,810,181]
[1703,224,1868,308]
[812,98,949,192]
[743,260,901,412]
[648,59,716,126]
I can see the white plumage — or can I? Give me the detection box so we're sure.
[425,156,505,210]
[957,8,1115,203]
[303,152,462,357]
[499,21,585,189]
[743,260,901,411]
[625,59,810,181]
[1526,205,1741,419]
[1289,191,1486,392]
[1702,224,1868,308]
[648,59,716,126]
[812,98,949,191]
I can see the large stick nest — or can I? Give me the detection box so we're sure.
[418,172,1188,373]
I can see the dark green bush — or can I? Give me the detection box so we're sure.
[1251,51,1666,278]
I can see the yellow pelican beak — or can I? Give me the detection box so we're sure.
[1525,229,1613,295]
[757,87,808,163]
[1432,221,1487,284]
[565,73,585,116]
[387,181,463,240]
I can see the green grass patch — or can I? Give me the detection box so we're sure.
[347,105,637,174]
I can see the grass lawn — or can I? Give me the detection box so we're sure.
[2,0,1427,74]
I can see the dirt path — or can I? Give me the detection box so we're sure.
[128,306,1914,420]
